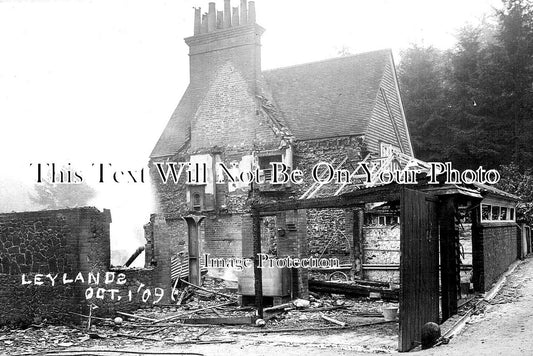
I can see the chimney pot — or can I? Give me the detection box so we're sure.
[216,11,223,29]
[201,13,208,33]
[232,7,240,26]
[223,0,231,28]
[248,1,256,23]
[240,0,248,25]
[194,7,201,35]
[208,2,216,32]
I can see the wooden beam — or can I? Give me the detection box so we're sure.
[253,185,401,213]
[471,205,484,292]
[308,280,399,301]
[252,208,263,319]
[183,316,253,325]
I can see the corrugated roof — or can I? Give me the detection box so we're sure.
[262,49,390,141]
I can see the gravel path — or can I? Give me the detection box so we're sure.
[420,256,533,356]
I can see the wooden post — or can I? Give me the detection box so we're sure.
[438,197,459,321]
[183,215,205,286]
[470,205,484,292]
[252,208,263,319]
[353,209,364,278]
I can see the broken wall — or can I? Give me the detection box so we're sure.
[0,208,170,326]
[294,136,366,276]
[306,208,351,264]
[362,225,400,283]
[0,208,107,326]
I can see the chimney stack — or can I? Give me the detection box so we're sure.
[185,0,265,90]
[224,0,231,28]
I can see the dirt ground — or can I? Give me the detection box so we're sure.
[418,255,533,356]
[1,294,399,356]
[4,257,533,356]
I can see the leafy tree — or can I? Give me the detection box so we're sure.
[489,0,533,169]
[444,25,507,170]
[30,181,96,209]
[398,45,452,162]
[497,163,533,224]
[399,0,533,173]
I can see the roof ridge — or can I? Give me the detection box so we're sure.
[262,48,391,73]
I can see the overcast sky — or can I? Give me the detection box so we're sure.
[0,0,501,263]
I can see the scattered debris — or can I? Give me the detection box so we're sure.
[2,275,400,355]
[116,311,157,323]
[183,316,254,325]
[263,302,293,313]
[178,278,237,301]
[320,314,347,327]
[293,299,310,308]
[228,320,396,334]
[309,279,399,301]
[153,301,238,324]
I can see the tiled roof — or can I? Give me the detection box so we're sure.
[150,49,391,158]
[150,86,205,158]
[262,49,390,141]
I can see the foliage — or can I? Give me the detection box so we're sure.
[30,181,96,209]
[399,0,533,171]
[497,163,533,224]
[398,45,452,162]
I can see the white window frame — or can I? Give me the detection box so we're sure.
[481,203,516,222]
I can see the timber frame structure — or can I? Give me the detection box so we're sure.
[250,180,517,352]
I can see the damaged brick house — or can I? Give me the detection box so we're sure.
[148,0,413,296]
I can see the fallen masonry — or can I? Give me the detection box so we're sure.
[0,275,400,355]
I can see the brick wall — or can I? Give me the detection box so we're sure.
[472,222,518,291]
[186,24,262,91]
[150,153,190,217]
[190,63,279,152]
[0,207,171,326]
[0,274,79,327]
[203,214,243,258]
[85,268,157,317]
[0,208,107,326]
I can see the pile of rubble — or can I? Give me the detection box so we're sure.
[1,276,399,355]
